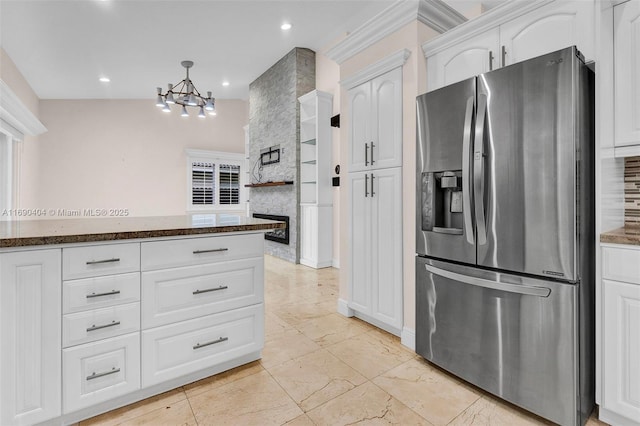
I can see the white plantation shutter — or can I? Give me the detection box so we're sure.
[192,162,215,205]
[219,164,240,205]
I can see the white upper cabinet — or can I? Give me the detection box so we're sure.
[614,0,640,148]
[500,0,594,66]
[423,1,595,92]
[348,67,402,172]
[427,28,500,90]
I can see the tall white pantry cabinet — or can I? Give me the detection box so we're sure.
[347,66,403,335]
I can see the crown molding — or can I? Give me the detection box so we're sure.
[0,80,46,137]
[326,0,466,65]
[340,49,411,89]
[422,0,555,58]
[298,89,333,103]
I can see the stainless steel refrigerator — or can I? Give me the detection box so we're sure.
[415,46,594,426]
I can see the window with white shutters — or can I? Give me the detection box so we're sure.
[186,149,245,212]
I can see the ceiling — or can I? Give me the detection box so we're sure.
[0,0,499,101]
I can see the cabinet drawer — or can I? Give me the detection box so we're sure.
[63,302,140,348]
[63,243,140,280]
[63,272,140,313]
[602,245,640,284]
[141,304,264,387]
[63,333,140,413]
[141,233,263,271]
[142,258,263,328]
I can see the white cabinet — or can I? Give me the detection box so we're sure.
[348,168,403,333]
[423,0,595,91]
[427,28,499,90]
[614,0,640,149]
[347,67,402,172]
[600,244,640,425]
[0,249,61,425]
[299,90,334,268]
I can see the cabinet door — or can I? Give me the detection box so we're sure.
[614,0,640,146]
[371,67,403,170]
[602,279,640,422]
[370,168,403,330]
[500,0,595,66]
[0,250,61,425]
[299,204,318,266]
[348,83,372,173]
[348,172,372,314]
[426,27,500,91]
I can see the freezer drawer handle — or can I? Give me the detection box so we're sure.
[193,285,228,295]
[86,290,120,299]
[424,264,551,297]
[86,367,120,381]
[86,320,121,332]
[193,337,228,350]
[193,248,228,254]
[86,258,120,265]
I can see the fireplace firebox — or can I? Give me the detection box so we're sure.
[252,213,289,245]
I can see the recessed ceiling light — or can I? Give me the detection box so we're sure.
[222,81,230,87]
[99,76,110,83]
[281,23,292,30]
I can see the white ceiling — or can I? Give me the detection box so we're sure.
[0,0,499,101]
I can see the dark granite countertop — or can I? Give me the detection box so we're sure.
[600,226,640,246]
[0,215,284,248]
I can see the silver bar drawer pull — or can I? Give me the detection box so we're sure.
[86,367,120,381]
[86,258,120,265]
[193,336,228,350]
[193,285,229,295]
[86,320,121,332]
[193,248,229,254]
[86,290,120,299]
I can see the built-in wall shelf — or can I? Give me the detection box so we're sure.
[244,181,293,188]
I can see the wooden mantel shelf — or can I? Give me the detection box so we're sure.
[244,181,294,188]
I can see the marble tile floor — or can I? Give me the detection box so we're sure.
[81,255,608,426]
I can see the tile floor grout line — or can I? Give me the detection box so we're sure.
[182,386,201,426]
[367,379,436,426]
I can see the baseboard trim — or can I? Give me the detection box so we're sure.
[401,327,416,351]
[352,311,401,337]
[337,298,354,317]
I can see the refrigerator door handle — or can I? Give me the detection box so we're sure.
[474,93,488,245]
[462,95,475,244]
[424,264,551,297]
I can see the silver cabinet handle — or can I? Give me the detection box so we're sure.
[489,50,494,71]
[86,258,120,265]
[193,248,228,254]
[365,143,369,166]
[370,173,375,197]
[193,336,228,350]
[86,290,120,299]
[193,285,228,295]
[370,142,375,165]
[501,45,506,67]
[86,367,120,381]
[87,320,120,332]
[474,93,488,246]
[425,264,551,297]
[462,96,475,245]
[364,174,369,197]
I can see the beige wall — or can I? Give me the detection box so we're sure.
[1,48,39,117]
[316,52,341,266]
[31,99,247,217]
[337,20,440,332]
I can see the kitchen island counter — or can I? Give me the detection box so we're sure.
[600,226,640,246]
[0,214,284,248]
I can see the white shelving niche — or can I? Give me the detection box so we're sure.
[298,90,333,268]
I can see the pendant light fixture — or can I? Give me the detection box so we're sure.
[156,60,216,117]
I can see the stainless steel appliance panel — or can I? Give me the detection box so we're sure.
[416,78,476,264]
[475,47,579,281]
[416,257,579,426]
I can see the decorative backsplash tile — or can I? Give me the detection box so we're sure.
[625,156,640,227]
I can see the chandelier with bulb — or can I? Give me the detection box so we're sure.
[156,60,216,118]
